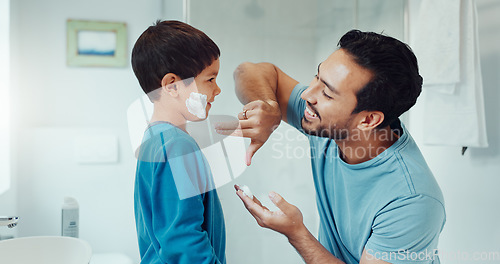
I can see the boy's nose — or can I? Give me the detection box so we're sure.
[214,84,221,96]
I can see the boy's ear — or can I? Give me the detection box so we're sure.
[161,73,181,97]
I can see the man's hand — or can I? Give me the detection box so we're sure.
[234,184,305,240]
[215,100,281,166]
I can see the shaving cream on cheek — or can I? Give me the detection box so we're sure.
[185,92,208,119]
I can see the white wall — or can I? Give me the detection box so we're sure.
[0,0,17,241]
[189,0,319,263]
[9,0,168,262]
[409,0,500,263]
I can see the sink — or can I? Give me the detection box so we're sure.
[0,236,92,264]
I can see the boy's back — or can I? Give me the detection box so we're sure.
[135,122,225,263]
[131,20,225,264]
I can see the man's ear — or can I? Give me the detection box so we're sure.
[357,111,384,130]
[161,73,181,97]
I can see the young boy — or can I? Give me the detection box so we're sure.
[131,20,225,264]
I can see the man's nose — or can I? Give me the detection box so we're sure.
[301,84,319,104]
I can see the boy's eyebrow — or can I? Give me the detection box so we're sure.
[317,63,340,95]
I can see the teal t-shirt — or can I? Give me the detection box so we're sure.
[134,122,226,264]
[287,84,446,264]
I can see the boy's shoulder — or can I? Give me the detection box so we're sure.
[138,122,200,162]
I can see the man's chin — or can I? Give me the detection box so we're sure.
[301,119,321,137]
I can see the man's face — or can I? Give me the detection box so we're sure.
[300,49,373,140]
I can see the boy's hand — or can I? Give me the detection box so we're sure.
[234,184,306,241]
[215,100,281,166]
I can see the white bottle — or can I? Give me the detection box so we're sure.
[61,197,79,238]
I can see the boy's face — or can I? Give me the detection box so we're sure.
[181,58,221,121]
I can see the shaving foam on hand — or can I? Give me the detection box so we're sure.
[239,185,254,199]
[186,92,207,119]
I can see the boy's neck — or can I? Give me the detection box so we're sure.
[150,104,188,133]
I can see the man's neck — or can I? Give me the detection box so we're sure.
[336,126,399,164]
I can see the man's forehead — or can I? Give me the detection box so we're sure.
[320,50,373,93]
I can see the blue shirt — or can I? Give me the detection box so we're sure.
[287,84,446,264]
[134,122,226,264]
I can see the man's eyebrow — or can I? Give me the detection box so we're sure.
[317,62,340,95]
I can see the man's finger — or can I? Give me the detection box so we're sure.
[216,128,244,137]
[242,100,263,111]
[246,140,264,166]
[268,191,292,213]
[214,120,240,130]
[236,190,268,219]
[234,184,265,208]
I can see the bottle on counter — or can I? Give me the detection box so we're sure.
[61,197,79,238]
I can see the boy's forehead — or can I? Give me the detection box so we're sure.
[202,59,220,75]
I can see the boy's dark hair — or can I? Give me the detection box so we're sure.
[338,30,423,128]
[131,20,220,101]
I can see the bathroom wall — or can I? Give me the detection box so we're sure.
[315,0,405,65]
[8,0,170,261]
[0,0,17,240]
[189,0,319,263]
[6,0,499,263]
[408,0,500,263]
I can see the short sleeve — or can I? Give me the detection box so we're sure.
[286,84,308,132]
[365,194,446,263]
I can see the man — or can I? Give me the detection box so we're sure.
[217,30,445,263]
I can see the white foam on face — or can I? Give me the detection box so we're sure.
[185,92,207,119]
[240,185,253,199]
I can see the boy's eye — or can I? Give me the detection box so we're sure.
[322,90,333,100]
[208,78,215,82]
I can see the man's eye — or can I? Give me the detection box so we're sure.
[314,74,319,80]
[208,78,215,82]
[322,90,333,99]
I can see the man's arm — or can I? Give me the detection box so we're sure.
[234,185,391,264]
[233,62,298,122]
[216,62,298,165]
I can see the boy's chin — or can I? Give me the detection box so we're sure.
[186,113,209,122]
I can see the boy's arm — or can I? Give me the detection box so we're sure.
[152,195,223,264]
[150,139,224,264]
[216,62,299,165]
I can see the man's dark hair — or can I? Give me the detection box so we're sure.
[338,30,423,128]
[131,20,220,101]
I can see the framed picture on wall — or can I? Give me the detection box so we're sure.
[66,20,127,67]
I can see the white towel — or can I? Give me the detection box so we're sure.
[420,0,488,148]
[411,0,460,93]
